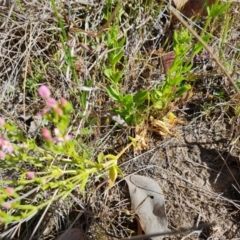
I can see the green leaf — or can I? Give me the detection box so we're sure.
[111,70,124,84]
[122,94,134,108]
[109,165,118,187]
[98,152,104,163]
[112,50,124,65]
[115,165,123,177]
[105,154,117,160]
[153,101,163,110]
[88,117,98,126]
[79,172,89,191]
[104,68,112,80]
[133,90,148,106]
[63,102,73,114]
[156,90,163,98]
[176,84,191,97]
[106,86,120,101]
[208,2,231,18]
[80,128,93,135]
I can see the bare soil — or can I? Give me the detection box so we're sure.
[1,1,240,240]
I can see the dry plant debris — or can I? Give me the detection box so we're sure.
[1,0,240,239]
[125,175,169,239]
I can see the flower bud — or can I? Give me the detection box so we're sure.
[2,141,13,154]
[38,85,51,99]
[42,128,52,141]
[46,98,58,108]
[55,107,63,116]
[65,135,72,141]
[6,187,14,195]
[3,202,11,210]
[60,98,68,106]
[54,128,60,136]
[27,172,35,179]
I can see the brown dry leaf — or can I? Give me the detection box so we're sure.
[173,0,189,9]
[180,0,216,17]
[149,113,184,136]
[162,51,175,74]
[125,175,170,239]
[55,228,84,240]
[134,124,149,153]
[149,116,175,136]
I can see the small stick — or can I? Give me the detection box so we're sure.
[121,222,215,240]
[169,6,240,95]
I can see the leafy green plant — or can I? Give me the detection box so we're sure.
[0,85,131,225]
[105,2,231,126]
[106,86,149,125]
[103,3,125,88]
[150,25,213,112]
[106,26,211,125]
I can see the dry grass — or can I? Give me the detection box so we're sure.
[1,0,240,239]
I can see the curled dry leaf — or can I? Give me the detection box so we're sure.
[134,123,149,153]
[149,113,184,137]
[125,175,170,239]
[55,228,84,240]
[161,51,175,74]
[175,0,216,17]
[149,116,175,136]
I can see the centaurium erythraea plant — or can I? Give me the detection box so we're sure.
[0,85,124,227]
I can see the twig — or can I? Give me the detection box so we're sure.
[169,6,240,95]
[121,222,215,240]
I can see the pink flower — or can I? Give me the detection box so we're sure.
[0,117,4,126]
[46,98,58,108]
[3,202,11,210]
[6,187,14,195]
[0,151,5,159]
[42,128,52,141]
[54,128,60,136]
[38,85,51,99]
[2,141,13,154]
[65,135,72,141]
[60,98,68,106]
[27,172,35,179]
[55,107,63,116]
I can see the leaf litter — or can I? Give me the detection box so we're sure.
[125,175,170,239]
[1,0,240,239]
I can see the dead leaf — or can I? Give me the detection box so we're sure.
[55,228,84,240]
[162,51,175,74]
[173,0,189,10]
[125,175,170,239]
[134,124,149,153]
[179,0,216,17]
[149,116,175,136]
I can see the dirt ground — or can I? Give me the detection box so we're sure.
[84,95,240,239]
[1,1,240,240]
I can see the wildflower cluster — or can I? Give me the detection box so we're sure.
[0,85,76,224]
[0,85,123,225]
[38,85,66,116]
[38,85,72,144]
